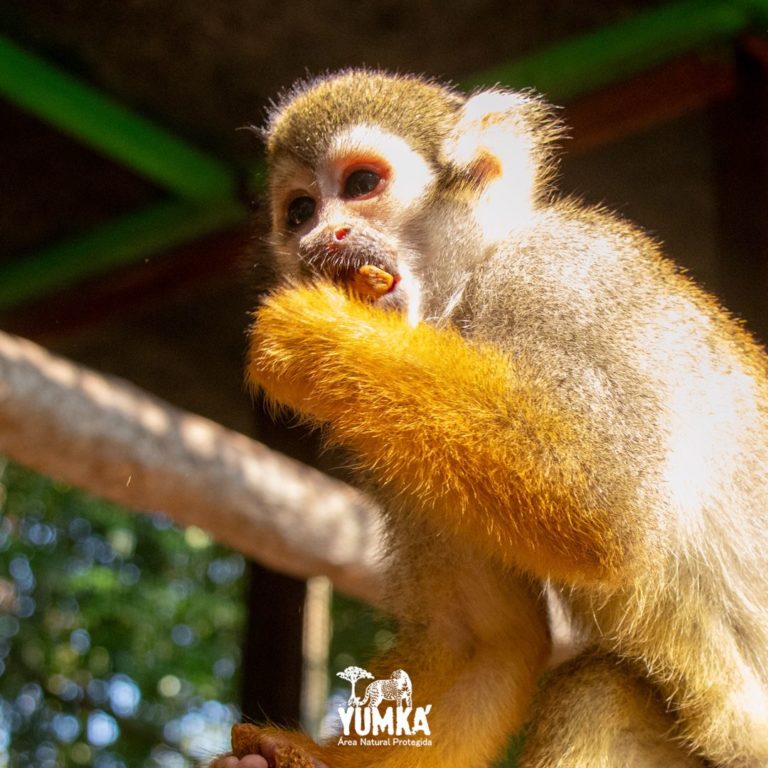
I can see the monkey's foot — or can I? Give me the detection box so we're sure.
[210,724,328,768]
[350,264,398,300]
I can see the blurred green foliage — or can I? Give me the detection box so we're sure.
[0,458,245,768]
[329,594,395,680]
[0,456,522,767]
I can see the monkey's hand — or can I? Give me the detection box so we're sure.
[210,724,328,768]
[247,282,367,420]
[248,282,621,582]
[247,280,500,425]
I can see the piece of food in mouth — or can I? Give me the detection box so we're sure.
[350,264,399,299]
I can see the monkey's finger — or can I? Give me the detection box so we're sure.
[231,724,328,768]
[211,757,267,768]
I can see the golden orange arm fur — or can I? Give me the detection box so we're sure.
[247,282,625,584]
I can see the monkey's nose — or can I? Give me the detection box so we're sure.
[334,226,351,241]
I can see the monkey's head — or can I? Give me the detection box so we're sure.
[260,69,561,319]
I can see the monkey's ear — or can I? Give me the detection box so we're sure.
[443,88,560,199]
[442,89,560,235]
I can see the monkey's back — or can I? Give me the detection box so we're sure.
[460,201,768,754]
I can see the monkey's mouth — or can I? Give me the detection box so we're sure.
[301,244,401,294]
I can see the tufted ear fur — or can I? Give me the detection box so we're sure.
[441,89,563,240]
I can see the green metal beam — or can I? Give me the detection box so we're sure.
[0,35,236,201]
[743,0,768,25]
[463,0,759,99]
[0,199,244,309]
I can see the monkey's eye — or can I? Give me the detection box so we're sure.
[343,169,382,199]
[286,196,316,227]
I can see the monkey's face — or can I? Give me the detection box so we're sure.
[267,124,437,319]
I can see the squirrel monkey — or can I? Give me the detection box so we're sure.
[213,70,768,768]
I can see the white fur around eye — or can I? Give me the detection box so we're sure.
[326,125,434,207]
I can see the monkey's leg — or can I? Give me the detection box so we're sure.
[213,542,550,768]
[519,652,704,768]
[248,283,627,584]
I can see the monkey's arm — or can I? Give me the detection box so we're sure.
[215,540,550,768]
[248,283,625,583]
